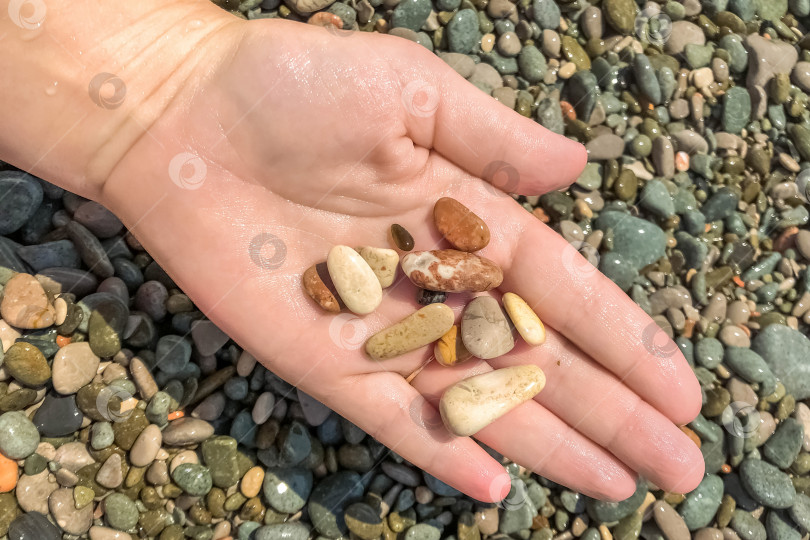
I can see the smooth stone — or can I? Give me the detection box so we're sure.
[518,45,547,83]
[440,365,545,436]
[365,303,454,360]
[382,462,421,486]
[634,54,661,105]
[103,492,139,531]
[745,34,798,88]
[652,136,675,178]
[763,417,803,468]
[567,71,599,122]
[724,347,776,395]
[461,296,515,360]
[405,523,441,540]
[440,53,475,78]
[254,523,310,540]
[665,21,705,55]
[53,442,94,472]
[162,417,215,445]
[433,197,490,252]
[595,211,666,270]
[767,510,801,540]
[391,0,431,31]
[91,422,114,450]
[789,493,810,531]
[201,436,240,488]
[89,526,133,540]
[172,463,212,496]
[8,511,61,540]
[401,250,503,292]
[49,488,93,534]
[73,201,123,238]
[155,335,191,375]
[3,342,50,387]
[356,247,399,288]
[96,453,123,489]
[653,500,690,540]
[130,424,162,467]
[52,342,100,394]
[65,221,114,279]
[468,63,504,94]
[640,179,675,218]
[309,471,364,538]
[297,389,331,426]
[345,502,384,539]
[327,245,382,315]
[33,392,82,437]
[673,130,709,154]
[703,188,739,222]
[0,274,54,330]
[739,458,795,508]
[284,0,337,13]
[17,240,80,271]
[279,420,311,466]
[722,86,752,134]
[730,510,766,540]
[695,338,724,369]
[502,292,545,346]
[302,264,341,313]
[263,467,313,513]
[603,0,637,33]
[679,475,724,530]
[0,172,43,235]
[446,9,479,55]
[586,134,625,161]
[752,325,810,399]
[15,470,57,513]
[390,224,414,251]
[532,0,560,29]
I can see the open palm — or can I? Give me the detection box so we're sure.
[100,16,704,502]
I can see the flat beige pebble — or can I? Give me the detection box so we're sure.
[240,466,264,498]
[96,453,123,489]
[52,342,100,394]
[327,245,383,315]
[49,487,94,535]
[439,365,545,437]
[502,293,546,346]
[130,424,162,467]
[0,273,55,329]
[356,246,399,288]
[366,304,455,361]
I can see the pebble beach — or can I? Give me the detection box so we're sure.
[2,0,810,537]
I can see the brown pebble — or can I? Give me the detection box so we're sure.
[433,197,490,252]
[390,224,414,251]
[302,264,341,313]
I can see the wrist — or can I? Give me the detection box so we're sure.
[0,0,243,201]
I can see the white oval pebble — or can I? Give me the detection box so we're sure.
[326,245,382,315]
[502,292,546,346]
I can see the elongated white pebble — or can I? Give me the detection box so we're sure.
[439,365,545,437]
[502,292,546,346]
[327,245,383,315]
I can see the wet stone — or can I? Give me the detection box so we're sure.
[8,511,61,540]
[33,392,82,438]
[739,458,795,509]
[3,342,50,387]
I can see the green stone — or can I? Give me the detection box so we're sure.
[88,301,127,358]
[172,463,213,497]
[0,411,39,459]
[756,0,788,19]
[763,418,804,469]
[595,211,666,270]
[640,179,675,218]
[201,436,240,488]
[112,408,149,450]
[561,36,590,70]
[739,458,796,509]
[722,86,752,134]
[730,509,766,540]
[518,45,547,83]
[0,493,20,536]
[586,478,646,522]
[3,342,50,387]
[613,511,642,540]
[679,474,723,530]
[74,486,95,509]
[603,0,638,33]
[446,9,479,54]
[104,492,140,531]
[614,169,638,202]
[752,325,810,400]
[23,452,47,475]
[391,0,431,31]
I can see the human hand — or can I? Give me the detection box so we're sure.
[95,15,704,502]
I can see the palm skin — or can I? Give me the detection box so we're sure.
[97,15,705,502]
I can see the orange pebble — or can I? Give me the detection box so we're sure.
[559,100,576,121]
[679,425,701,449]
[675,151,690,172]
[307,12,343,29]
[733,276,745,287]
[721,463,732,473]
[704,223,712,233]
[0,453,18,492]
[682,318,695,339]
[773,226,799,252]
[738,324,751,338]
[167,410,185,421]
[55,335,71,348]
[532,207,550,223]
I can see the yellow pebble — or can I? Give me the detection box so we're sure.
[502,292,545,346]
[481,33,495,53]
[599,524,612,540]
[637,491,655,516]
[434,325,472,367]
[240,466,264,499]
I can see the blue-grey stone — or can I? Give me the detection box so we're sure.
[33,392,82,437]
[682,210,707,236]
[8,512,61,540]
[741,252,782,282]
[752,325,810,400]
[0,171,43,235]
[171,463,213,496]
[633,55,662,105]
[316,413,343,446]
[595,211,666,270]
[278,421,311,467]
[789,493,810,532]
[255,523,310,540]
[675,232,708,269]
[567,71,600,122]
[391,0,431,31]
[229,410,257,448]
[16,240,80,271]
[586,478,646,522]
[724,473,761,511]
[729,0,757,20]
[702,188,738,222]
[155,335,191,375]
[423,472,462,496]
[599,251,639,291]
[679,474,723,530]
[767,510,802,540]
[640,179,674,218]
[723,86,752,134]
[731,509,766,540]
[481,51,519,74]
[739,458,795,509]
[499,502,534,534]
[724,347,777,395]
[238,522,262,540]
[518,45,547,83]
[0,411,39,459]
[763,418,804,469]
[695,338,724,369]
[447,10,479,54]
[532,0,560,28]
[536,97,564,135]
[309,472,364,538]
